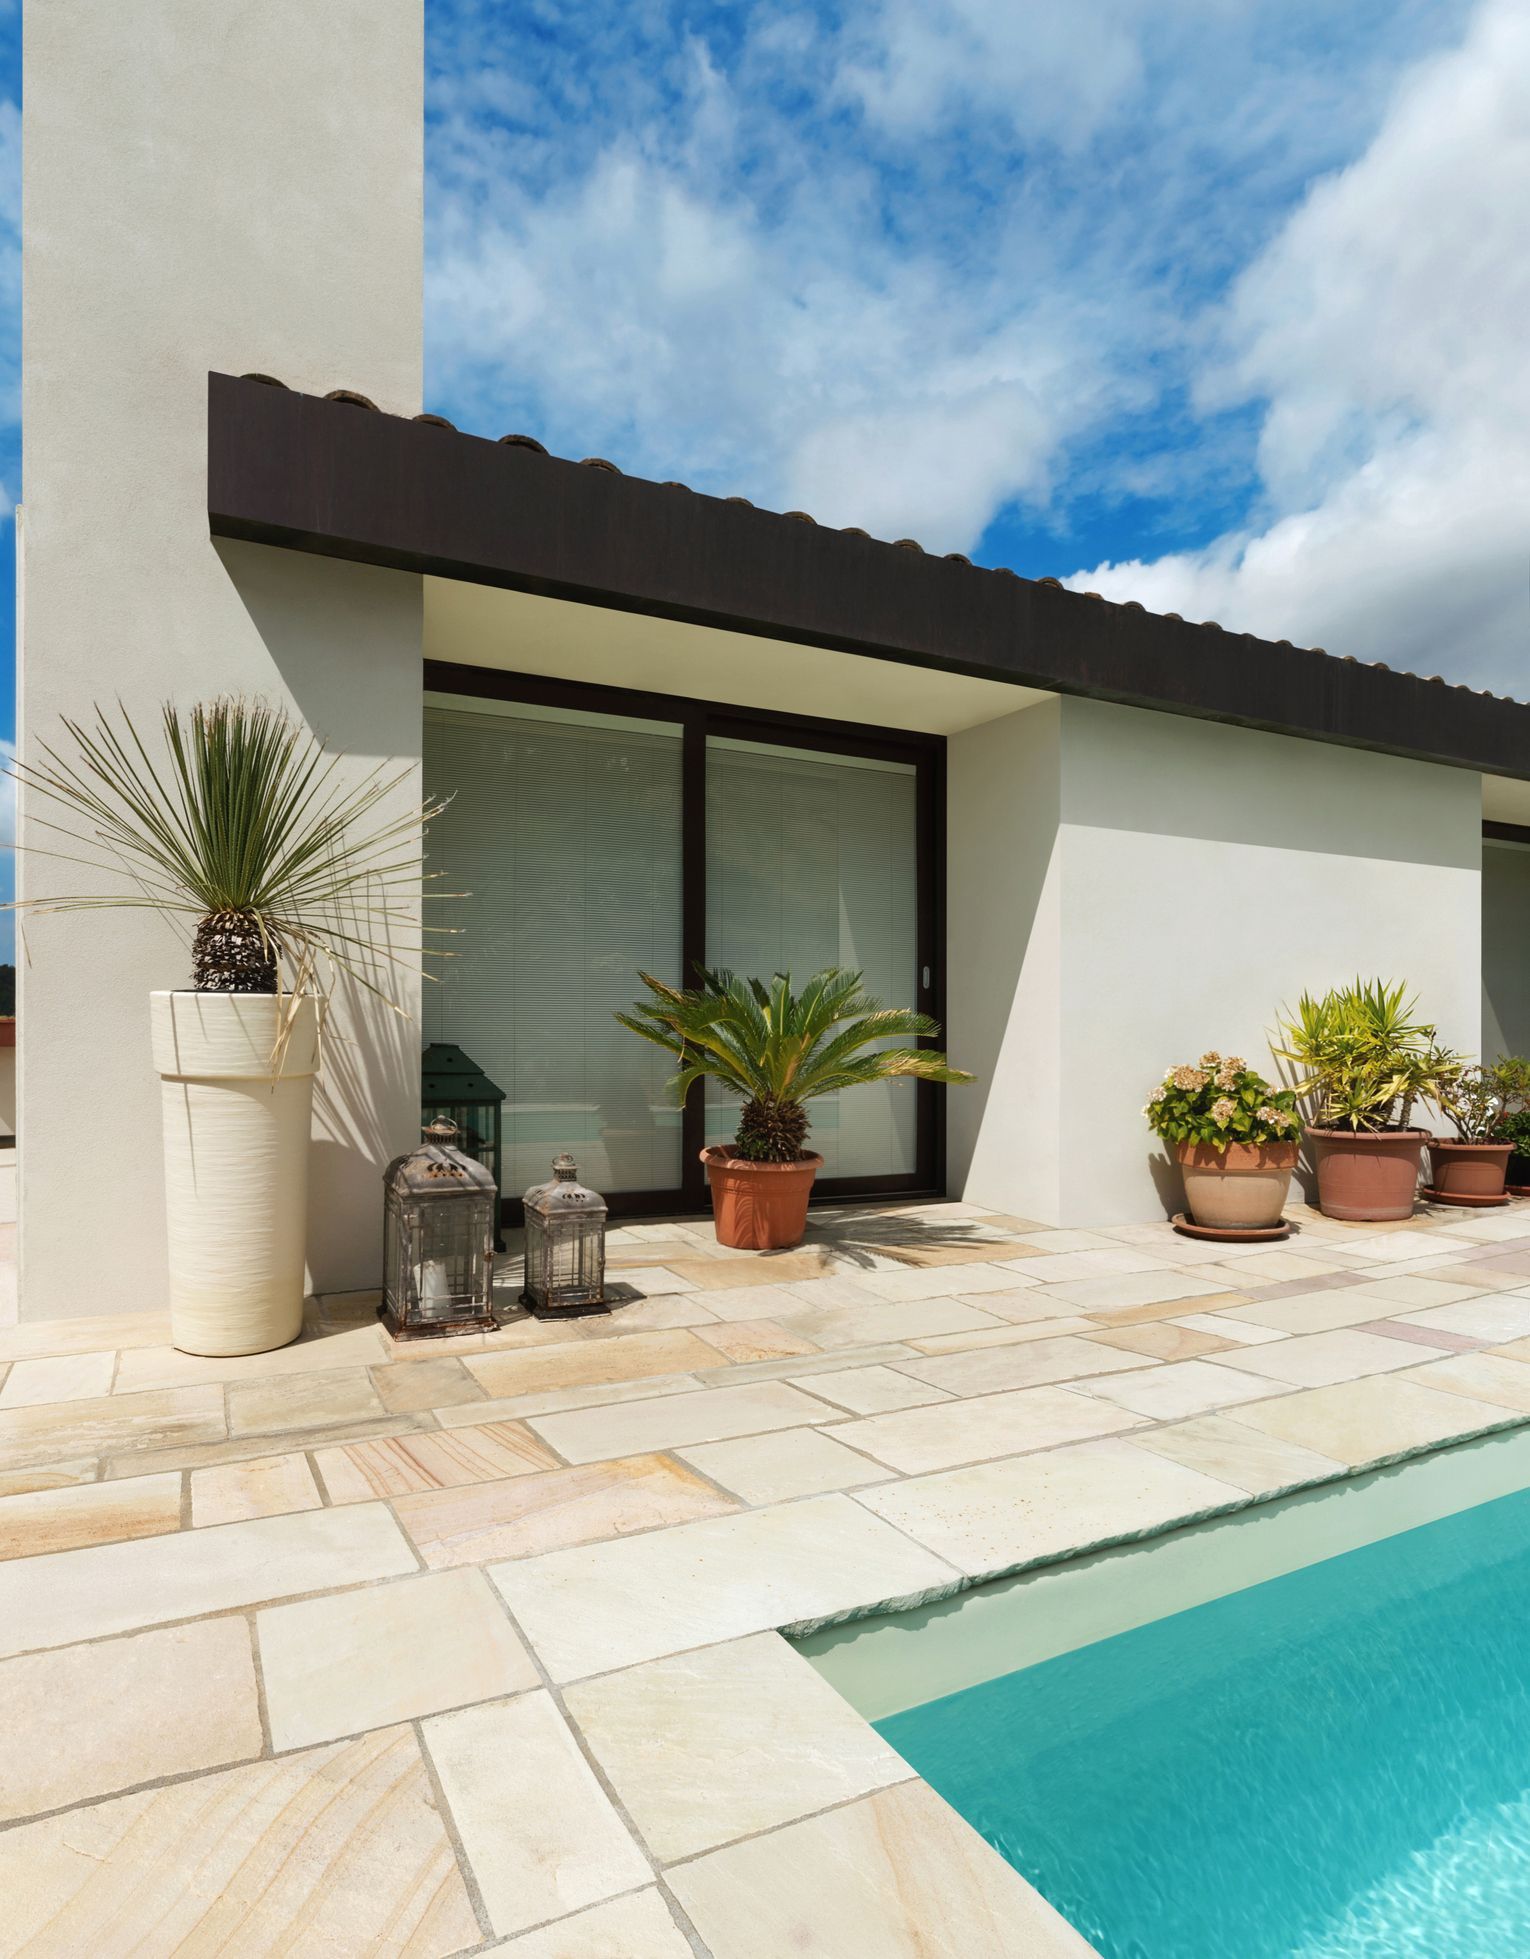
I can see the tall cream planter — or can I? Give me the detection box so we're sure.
[151,992,321,1357]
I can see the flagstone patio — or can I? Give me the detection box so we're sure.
[5,1194,1530,1954]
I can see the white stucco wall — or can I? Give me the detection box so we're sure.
[19,1,424,1317]
[1483,841,1530,1061]
[949,697,1484,1226]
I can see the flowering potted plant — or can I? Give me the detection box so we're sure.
[1428,1063,1511,1203]
[1146,1053,1302,1232]
[618,966,971,1250]
[1273,979,1454,1221]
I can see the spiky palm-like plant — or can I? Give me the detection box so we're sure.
[1273,978,1454,1132]
[617,967,973,1161]
[7,697,450,1010]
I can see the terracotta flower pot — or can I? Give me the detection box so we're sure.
[1428,1139,1512,1201]
[1307,1126,1427,1222]
[700,1146,823,1251]
[1175,1139,1299,1231]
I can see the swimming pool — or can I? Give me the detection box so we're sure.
[807,1432,1530,1957]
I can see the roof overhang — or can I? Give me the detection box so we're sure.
[207,372,1530,782]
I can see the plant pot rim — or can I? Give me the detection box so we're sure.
[1306,1125,1431,1142]
[700,1145,824,1174]
[1428,1138,1514,1154]
[1173,1137,1300,1161]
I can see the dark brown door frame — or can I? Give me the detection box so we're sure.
[425,660,947,1221]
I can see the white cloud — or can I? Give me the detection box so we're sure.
[1069,0,1530,695]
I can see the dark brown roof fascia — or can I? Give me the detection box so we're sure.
[206,372,1530,782]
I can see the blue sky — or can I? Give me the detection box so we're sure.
[0,0,1525,930]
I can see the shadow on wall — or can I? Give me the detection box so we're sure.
[217,537,426,1294]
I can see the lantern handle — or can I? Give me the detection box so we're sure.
[552,1152,579,1181]
[423,1117,460,1145]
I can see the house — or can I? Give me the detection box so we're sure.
[14,2,1530,1324]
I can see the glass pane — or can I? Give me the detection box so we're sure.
[423,696,684,1196]
[705,737,919,1179]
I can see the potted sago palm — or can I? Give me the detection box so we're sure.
[1145,1052,1302,1236]
[1427,1063,1512,1205]
[9,699,443,1356]
[618,967,972,1250]
[1273,979,1454,1222]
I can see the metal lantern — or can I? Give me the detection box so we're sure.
[381,1118,497,1340]
[421,1043,506,1247]
[521,1153,609,1319]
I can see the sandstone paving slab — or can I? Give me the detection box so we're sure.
[856,1435,1249,1579]
[424,1692,652,1938]
[694,1340,920,1388]
[190,1450,322,1527]
[1129,1413,1348,1497]
[1205,1327,1449,1388]
[0,1726,480,1955]
[1344,1272,1494,1308]
[259,1567,540,1751]
[0,1617,262,1822]
[1085,1320,1236,1361]
[371,1353,487,1413]
[691,1317,822,1364]
[482,1889,695,1957]
[112,1321,388,1394]
[435,1370,706,1427]
[905,1316,1097,1354]
[686,1280,842,1321]
[227,1364,386,1438]
[491,1495,960,1682]
[469,1328,723,1400]
[0,1500,417,1657]
[859,1262,1027,1301]
[0,1351,116,1409]
[1219,1288,1436,1336]
[1231,1375,1527,1468]
[893,1333,1148,1398]
[1171,1310,1287,1345]
[1391,1294,1530,1344]
[0,1382,225,1472]
[0,1310,169,1363]
[678,1427,889,1503]
[777,1273,891,1310]
[1396,1351,1530,1414]
[395,1453,741,1567]
[111,1411,425,1477]
[1353,1318,1482,1351]
[837,1383,1146,1477]
[667,1779,1097,1958]
[0,1469,181,1561]
[0,1457,97,1499]
[1038,1270,1231,1312]
[1075,1358,1288,1423]
[788,1363,956,1415]
[527,1379,840,1466]
[564,1631,910,1863]
[770,1295,1005,1349]
[314,1420,560,1503]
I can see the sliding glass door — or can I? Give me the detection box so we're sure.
[705,737,920,1180]
[424,666,941,1218]
[423,695,684,1199]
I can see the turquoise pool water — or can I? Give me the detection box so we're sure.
[877,1480,1530,1957]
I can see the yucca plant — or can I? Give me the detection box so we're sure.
[1273,978,1455,1132]
[7,697,449,1007]
[617,966,972,1161]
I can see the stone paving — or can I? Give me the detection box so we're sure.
[5,1195,1530,1954]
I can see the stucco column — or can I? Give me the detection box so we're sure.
[18,1,424,1318]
